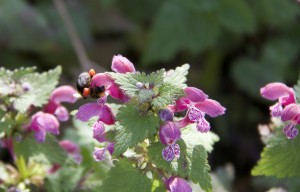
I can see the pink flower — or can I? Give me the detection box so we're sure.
[174,87,208,111]
[29,112,60,142]
[165,177,192,192]
[75,98,115,125]
[44,86,78,122]
[260,82,296,117]
[111,54,136,74]
[59,140,82,164]
[171,87,225,132]
[280,104,300,139]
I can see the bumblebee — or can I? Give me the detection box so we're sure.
[76,69,106,99]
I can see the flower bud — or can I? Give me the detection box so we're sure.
[93,121,106,143]
[22,82,31,92]
[111,54,136,73]
[159,121,181,145]
[165,177,192,192]
[159,109,174,122]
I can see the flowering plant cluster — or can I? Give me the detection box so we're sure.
[75,55,225,191]
[0,55,225,192]
[0,67,83,191]
[252,78,300,190]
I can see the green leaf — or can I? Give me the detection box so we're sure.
[164,64,190,88]
[14,134,68,165]
[181,125,219,153]
[112,69,165,98]
[100,159,152,192]
[45,166,84,192]
[13,66,61,112]
[0,67,36,96]
[252,135,300,178]
[189,145,212,192]
[0,119,15,136]
[152,179,166,192]
[114,104,160,156]
[152,83,185,108]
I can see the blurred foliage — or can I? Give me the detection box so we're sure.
[1,0,300,191]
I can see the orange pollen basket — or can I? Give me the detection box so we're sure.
[83,88,90,98]
[89,69,96,77]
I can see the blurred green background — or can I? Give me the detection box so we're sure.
[1,0,300,191]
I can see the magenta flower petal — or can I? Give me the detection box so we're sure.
[90,73,114,88]
[174,115,192,129]
[159,108,174,122]
[107,83,130,102]
[76,102,102,122]
[93,121,106,142]
[106,142,115,154]
[260,83,294,101]
[159,122,181,145]
[162,143,180,161]
[36,113,60,135]
[269,102,283,117]
[90,73,129,102]
[184,87,208,103]
[50,86,78,104]
[30,112,43,132]
[281,104,300,122]
[175,98,191,111]
[195,99,226,117]
[166,177,192,192]
[283,123,298,139]
[188,107,203,122]
[196,118,211,133]
[93,147,106,161]
[54,106,69,122]
[98,105,116,125]
[111,54,136,73]
[34,129,46,143]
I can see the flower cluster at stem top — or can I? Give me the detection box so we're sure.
[75,54,226,191]
[261,82,300,139]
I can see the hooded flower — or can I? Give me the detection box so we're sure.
[75,97,115,125]
[111,54,136,74]
[29,112,60,142]
[165,177,192,192]
[260,82,296,117]
[44,86,78,121]
[172,87,226,133]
